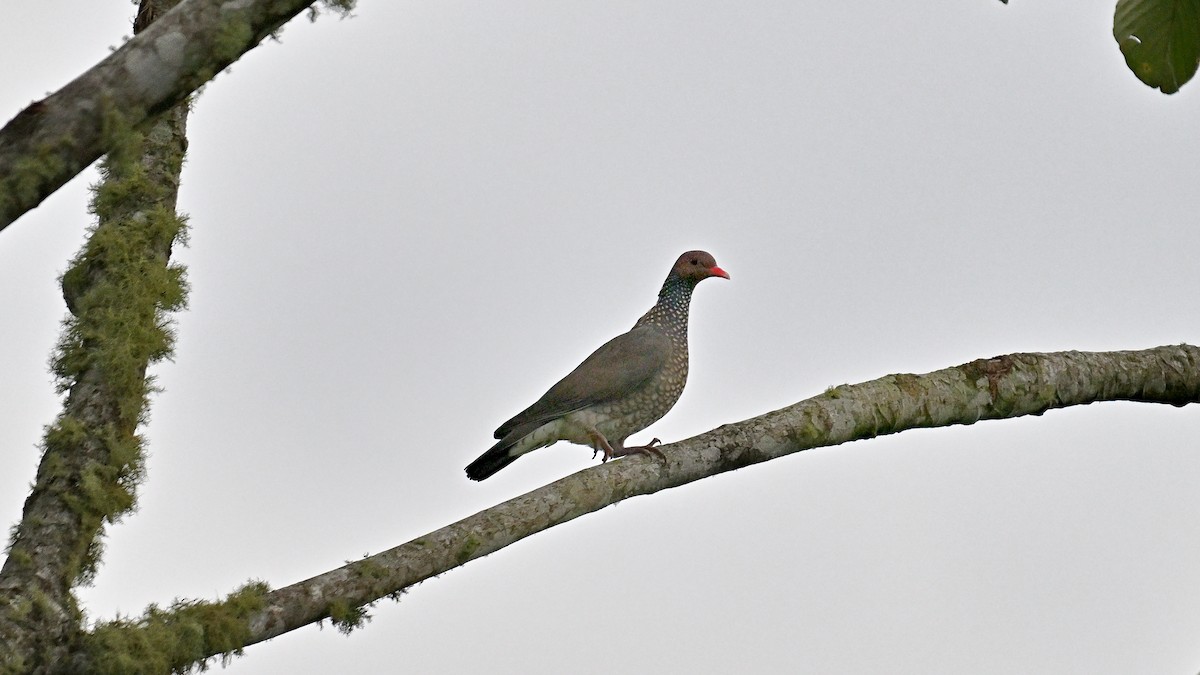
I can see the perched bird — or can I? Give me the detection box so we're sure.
[466,250,729,481]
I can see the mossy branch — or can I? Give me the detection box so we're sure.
[0,2,194,668]
[82,582,271,675]
[0,132,190,672]
[106,344,1197,668]
[0,0,355,232]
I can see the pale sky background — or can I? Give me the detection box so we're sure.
[3,2,1200,673]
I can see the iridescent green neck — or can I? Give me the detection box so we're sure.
[634,274,694,335]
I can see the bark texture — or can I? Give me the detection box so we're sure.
[0,0,323,231]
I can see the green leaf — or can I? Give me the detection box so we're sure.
[1114,0,1200,94]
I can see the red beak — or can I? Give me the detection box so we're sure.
[710,266,730,280]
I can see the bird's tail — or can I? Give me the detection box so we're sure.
[466,439,520,481]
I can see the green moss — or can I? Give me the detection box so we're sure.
[54,159,190,420]
[97,102,146,170]
[352,558,389,584]
[851,416,882,440]
[823,384,850,399]
[1,25,196,675]
[4,546,32,571]
[326,600,370,636]
[84,581,270,674]
[43,418,150,585]
[0,651,27,675]
[7,142,68,206]
[57,164,187,378]
[38,108,190,588]
[212,17,254,64]
[456,535,482,565]
[793,416,826,445]
[0,87,144,226]
[6,593,34,623]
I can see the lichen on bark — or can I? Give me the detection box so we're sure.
[0,4,191,669]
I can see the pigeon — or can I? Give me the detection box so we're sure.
[466,250,728,480]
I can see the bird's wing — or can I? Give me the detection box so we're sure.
[495,325,671,439]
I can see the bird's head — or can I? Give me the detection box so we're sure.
[671,250,730,284]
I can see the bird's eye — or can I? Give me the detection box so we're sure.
[690,259,698,265]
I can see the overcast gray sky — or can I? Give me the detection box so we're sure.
[3,2,1200,673]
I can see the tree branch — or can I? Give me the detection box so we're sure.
[0,1,194,668]
[147,344,1196,664]
[0,0,325,232]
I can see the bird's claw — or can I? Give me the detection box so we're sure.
[613,438,666,462]
[588,430,617,463]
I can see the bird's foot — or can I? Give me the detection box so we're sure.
[612,438,666,461]
[587,430,618,463]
